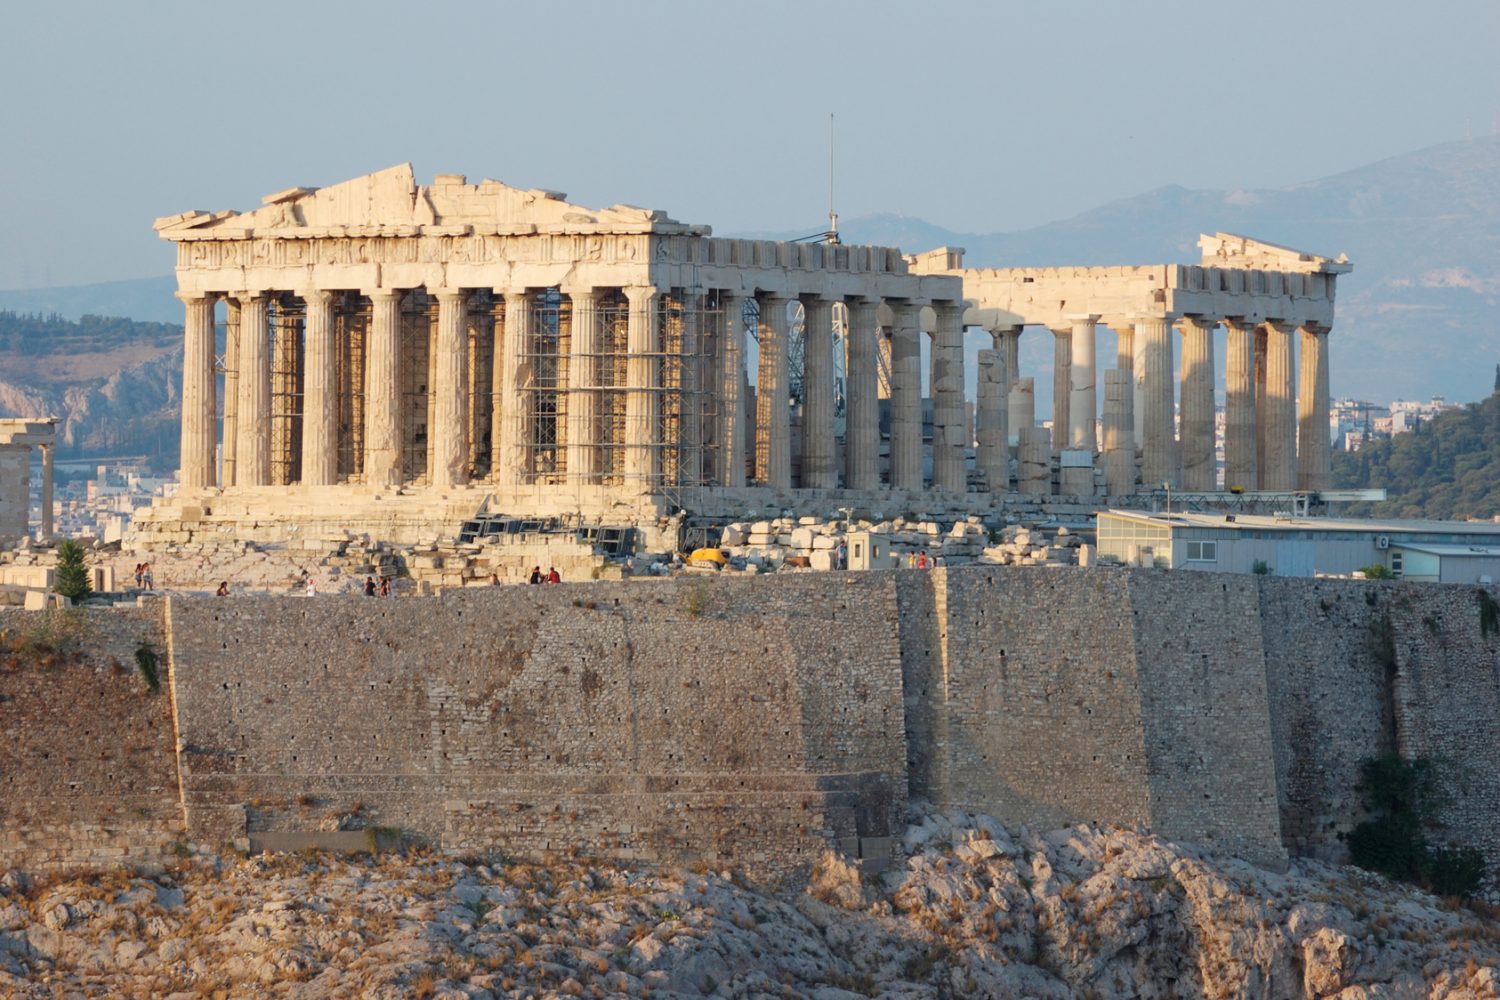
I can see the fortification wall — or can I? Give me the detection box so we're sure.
[0,606,182,871]
[164,575,907,873]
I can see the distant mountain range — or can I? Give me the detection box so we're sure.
[3,137,1498,408]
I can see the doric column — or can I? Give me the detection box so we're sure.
[1136,313,1177,488]
[1009,375,1035,446]
[1298,325,1332,491]
[1113,322,1136,463]
[718,293,746,487]
[362,288,403,488]
[39,442,54,542]
[430,288,469,488]
[845,298,880,491]
[566,287,598,485]
[1050,327,1072,452]
[1067,313,1099,452]
[625,285,660,487]
[888,299,923,491]
[235,292,271,487]
[1223,318,1258,490]
[754,292,791,489]
[678,291,703,486]
[1178,315,1217,491]
[931,301,966,492]
[1263,320,1297,490]
[1102,369,1136,496]
[493,291,532,487]
[800,296,836,489]
[991,326,1021,386]
[976,348,1009,492]
[1254,325,1269,485]
[299,289,337,486]
[177,291,216,489]
[221,301,239,486]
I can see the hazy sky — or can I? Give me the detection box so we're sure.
[3,0,1498,290]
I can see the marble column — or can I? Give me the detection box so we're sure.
[1102,369,1136,496]
[1223,319,1258,490]
[178,292,216,489]
[1136,314,1176,488]
[1067,314,1099,452]
[363,289,403,488]
[931,302,966,492]
[1178,315,1217,491]
[494,291,532,487]
[1009,375,1035,446]
[221,301,239,487]
[888,299,923,491]
[1051,328,1072,452]
[1263,320,1297,491]
[299,289,337,486]
[845,298,880,491]
[976,348,1009,492]
[1298,325,1332,491]
[754,293,791,489]
[1254,325,1269,485]
[992,326,1021,387]
[625,285,660,487]
[1113,322,1136,453]
[566,287,598,485]
[800,296,836,489]
[39,443,54,542]
[430,288,469,488]
[235,292,271,487]
[718,293,746,487]
[678,291,703,486]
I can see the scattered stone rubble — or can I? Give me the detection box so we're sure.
[704,514,1085,573]
[3,808,1493,999]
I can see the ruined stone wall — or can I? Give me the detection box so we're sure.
[0,606,182,871]
[164,575,907,874]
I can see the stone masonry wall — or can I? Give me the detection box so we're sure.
[164,574,907,875]
[0,606,183,871]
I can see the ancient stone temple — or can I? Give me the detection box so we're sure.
[147,165,1348,545]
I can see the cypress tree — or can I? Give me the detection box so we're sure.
[53,540,92,602]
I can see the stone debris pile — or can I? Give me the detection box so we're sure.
[1,809,1495,998]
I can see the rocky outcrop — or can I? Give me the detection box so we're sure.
[0,348,180,458]
[1,809,1495,998]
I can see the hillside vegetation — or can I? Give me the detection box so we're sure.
[0,311,178,358]
[1334,390,1500,519]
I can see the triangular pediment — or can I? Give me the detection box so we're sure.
[1198,232,1352,274]
[155,164,698,238]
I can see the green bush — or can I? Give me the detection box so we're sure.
[53,540,92,602]
[1345,754,1486,898]
[1359,563,1394,580]
[134,640,160,694]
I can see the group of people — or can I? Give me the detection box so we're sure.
[132,563,154,589]
[363,575,393,597]
[528,566,562,585]
[906,549,938,569]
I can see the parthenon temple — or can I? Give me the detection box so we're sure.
[148,164,1349,540]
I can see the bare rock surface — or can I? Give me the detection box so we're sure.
[1,808,1496,998]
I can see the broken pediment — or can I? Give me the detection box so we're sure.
[1198,232,1353,274]
[156,163,700,239]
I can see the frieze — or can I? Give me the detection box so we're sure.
[177,233,655,272]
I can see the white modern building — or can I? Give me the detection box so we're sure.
[1097,509,1500,583]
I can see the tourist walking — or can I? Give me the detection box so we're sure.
[142,563,154,589]
[134,563,144,588]
[305,577,317,597]
[379,575,391,598]
[215,581,229,597]
[364,576,377,597]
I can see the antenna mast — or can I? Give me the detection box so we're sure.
[826,112,840,245]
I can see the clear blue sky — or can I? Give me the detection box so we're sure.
[3,0,1497,289]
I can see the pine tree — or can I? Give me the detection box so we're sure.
[53,540,92,602]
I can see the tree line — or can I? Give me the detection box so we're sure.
[0,310,179,355]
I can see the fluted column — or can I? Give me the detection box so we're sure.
[221,301,239,486]
[298,289,337,486]
[1223,318,1258,490]
[1136,314,1177,487]
[1102,369,1136,496]
[235,292,271,487]
[1067,313,1099,452]
[678,291,703,486]
[360,289,403,487]
[493,291,532,487]
[429,288,469,488]
[800,296,836,489]
[178,292,216,489]
[1178,315,1216,490]
[1051,327,1071,452]
[754,293,791,489]
[1263,320,1297,490]
[566,287,598,485]
[1009,375,1035,446]
[625,285,660,487]
[1113,322,1136,464]
[976,348,1009,491]
[992,326,1021,387]
[1298,325,1332,491]
[888,299,923,491]
[932,301,966,492]
[845,298,880,491]
[39,443,53,542]
[718,293,746,487]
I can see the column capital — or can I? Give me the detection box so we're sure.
[362,288,402,302]
[561,284,598,303]
[174,290,214,305]
[296,288,335,306]
[1063,313,1101,324]
[1128,312,1180,325]
[431,287,467,303]
[624,285,658,305]
[232,290,270,303]
[1297,321,1331,336]
[1175,314,1218,333]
